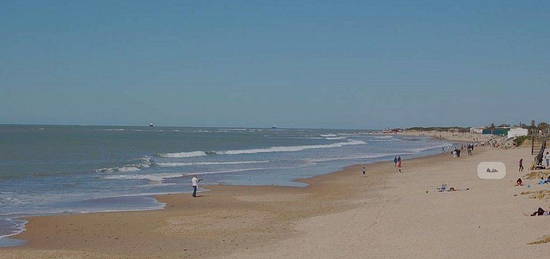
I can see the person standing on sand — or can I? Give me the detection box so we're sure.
[545,152,550,167]
[362,166,366,176]
[519,158,524,172]
[397,159,402,173]
[394,156,398,167]
[192,176,201,197]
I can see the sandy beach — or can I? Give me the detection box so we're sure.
[3,1,550,258]
[2,143,550,258]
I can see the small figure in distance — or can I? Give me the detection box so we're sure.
[397,158,402,173]
[530,207,548,216]
[516,178,523,186]
[191,176,202,197]
[519,158,524,172]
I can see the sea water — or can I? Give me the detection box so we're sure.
[0,125,452,246]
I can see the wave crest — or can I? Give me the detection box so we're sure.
[96,157,153,173]
[156,140,366,158]
[158,151,207,158]
[156,160,269,167]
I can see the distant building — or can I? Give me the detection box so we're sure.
[482,128,510,136]
[470,127,484,134]
[507,127,528,138]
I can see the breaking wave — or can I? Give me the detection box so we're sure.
[157,139,366,158]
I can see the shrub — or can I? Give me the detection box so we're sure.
[513,136,530,146]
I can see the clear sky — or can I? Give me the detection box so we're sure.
[1,0,549,129]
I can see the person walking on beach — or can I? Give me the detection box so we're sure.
[397,159,402,173]
[393,156,398,167]
[545,152,550,168]
[191,176,201,197]
[362,166,366,176]
[397,156,402,173]
[519,158,524,172]
[467,144,473,155]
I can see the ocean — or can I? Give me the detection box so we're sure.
[0,125,451,246]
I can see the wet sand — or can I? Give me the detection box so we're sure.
[2,146,550,258]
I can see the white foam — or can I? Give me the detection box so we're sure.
[218,140,366,155]
[334,133,360,137]
[407,143,452,153]
[182,167,279,176]
[158,151,207,158]
[156,140,366,158]
[325,137,347,140]
[156,160,269,167]
[96,157,153,173]
[117,166,141,172]
[103,173,184,182]
[0,218,27,240]
[306,153,394,163]
[103,166,284,183]
[0,196,24,205]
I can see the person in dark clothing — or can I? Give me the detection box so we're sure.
[519,158,524,172]
[191,176,202,197]
[516,178,523,186]
[531,207,546,216]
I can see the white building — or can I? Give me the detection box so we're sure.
[470,127,484,134]
[507,127,528,138]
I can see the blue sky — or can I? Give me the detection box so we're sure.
[1,0,549,129]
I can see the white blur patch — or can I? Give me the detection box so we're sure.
[477,162,506,180]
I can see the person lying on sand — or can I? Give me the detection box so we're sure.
[530,207,550,216]
[433,185,469,193]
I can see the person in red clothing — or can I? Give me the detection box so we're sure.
[397,159,402,173]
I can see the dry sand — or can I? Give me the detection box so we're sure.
[2,146,550,258]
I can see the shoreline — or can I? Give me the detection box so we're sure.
[8,151,446,235]
[2,148,451,257]
[4,137,549,258]
[0,136,453,248]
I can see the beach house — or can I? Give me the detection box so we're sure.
[507,127,528,138]
[469,127,484,134]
